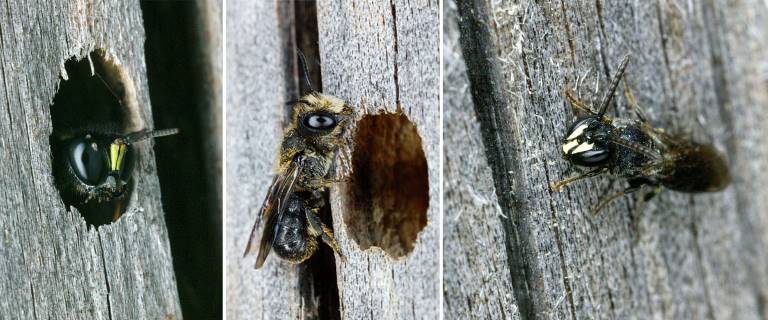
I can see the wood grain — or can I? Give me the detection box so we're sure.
[227,0,440,319]
[225,0,308,319]
[448,0,768,319]
[318,0,441,319]
[443,1,521,319]
[0,0,182,319]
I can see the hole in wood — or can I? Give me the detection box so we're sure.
[345,113,429,258]
[49,51,141,227]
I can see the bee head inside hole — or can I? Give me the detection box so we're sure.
[342,113,429,258]
[49,51,174,227]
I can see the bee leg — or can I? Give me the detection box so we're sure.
[112,201,123,222]
[307,190,326,208]
[630,185,662,239]
[591,183,645,216]
[550,168,606,192]
[563,89,596,116]
[305,210,345,262]
[623,79,649,123]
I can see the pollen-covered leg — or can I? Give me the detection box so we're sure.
[550,168,606,192]
[305,210,344,261]
[564,90,595,116]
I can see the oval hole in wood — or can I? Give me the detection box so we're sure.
[49,51,141,227]
[345,113,429,258]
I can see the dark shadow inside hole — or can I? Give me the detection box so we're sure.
[49,52,134,227]
[346,113,429,258]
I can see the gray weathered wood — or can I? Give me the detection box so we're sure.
[318,0,440,319]
[0,0,182,319]
[448,0,768,319]
[227,0,440,319]
[225,0,307,319]
[443,1,520,319]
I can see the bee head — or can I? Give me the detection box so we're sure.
[294,93,352,138]
[56,132,133,204]
[54,128,178,205]
[561,116,613,167]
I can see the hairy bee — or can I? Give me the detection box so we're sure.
[551,55,730,214]
[51,127,178,223]
[244,91,353,268]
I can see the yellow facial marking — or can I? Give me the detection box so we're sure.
[571,142,594,154]
[109,143,128,172]
[562,140,579,154]
[566,124,588,140]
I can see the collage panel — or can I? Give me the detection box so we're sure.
[0,0,768,319]
[0,1,222,319]
[226,0,440,319]
[444,0,768,319]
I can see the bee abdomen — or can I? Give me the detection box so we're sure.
[272,194,318,263]
[660,144,731,193]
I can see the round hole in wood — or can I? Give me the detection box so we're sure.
[49,51,140,227]
[344,113,429,258]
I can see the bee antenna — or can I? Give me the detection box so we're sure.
[296,49,314,92]
[596,54,631,118]
[124,128,179,144]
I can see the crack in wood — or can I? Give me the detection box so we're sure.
[292,1,341,319]
[542,165,577,320]
[559,0,576,66]
[455,0,536,318]
[389,0,401,112]
[97,233,113,320]
[30,283,38,320]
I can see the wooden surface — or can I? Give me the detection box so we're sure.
[225,0,301,318]
[443,1,520,319]
[227,0,440,319]
[318,0,440,319]
[0,0,182,319]
[447,0,768,319]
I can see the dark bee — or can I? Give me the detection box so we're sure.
[243,91,353,268]
[551,55,731,214]
[51,127,178,223]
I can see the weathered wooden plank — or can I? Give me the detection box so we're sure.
[450,0,768,319]
[317,0,441,319]
[443,1,520,319]
[0,0,181,319]
[225,0,307,319]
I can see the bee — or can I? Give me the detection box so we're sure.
[51,127,179,223]
[550,55,731,214]
[243,53,353,268]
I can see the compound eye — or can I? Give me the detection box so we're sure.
[565,117,598,141]
[303,113,337,130]
[574,148,611,166]
[67,138,108,185]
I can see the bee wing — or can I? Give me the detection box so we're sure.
[243,162,301,269]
